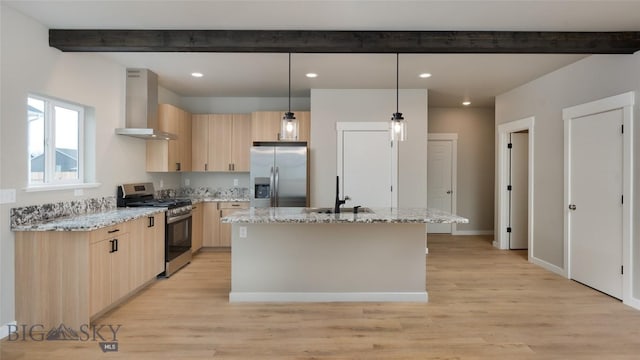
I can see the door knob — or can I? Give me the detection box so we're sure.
[568,204,577,210]
[446,190,452,194]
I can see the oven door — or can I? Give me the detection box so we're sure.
[166,213,192,263]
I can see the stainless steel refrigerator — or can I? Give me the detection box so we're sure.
[250,142,308,207]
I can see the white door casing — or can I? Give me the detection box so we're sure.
[497,117,535,262]
[427,134,457,234]
[563,92,635,306]
[337,122,398,208]
[509,132,529,250]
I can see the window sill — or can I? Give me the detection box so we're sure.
[23,182,102,193]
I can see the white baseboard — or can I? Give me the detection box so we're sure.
[451,230,494,236]
[0,321,17,340]
[531,256,567,277]
[623,296,640,311]
[229,292,428,303]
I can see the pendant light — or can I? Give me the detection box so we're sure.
[390,53,407,142]
[281,52,298,140]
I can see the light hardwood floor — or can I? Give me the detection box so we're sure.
[2,235,640,359]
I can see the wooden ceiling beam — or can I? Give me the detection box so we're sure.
[49,30,640,54]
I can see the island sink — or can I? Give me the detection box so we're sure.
[304,207,373,214]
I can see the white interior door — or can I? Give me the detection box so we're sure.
[427,140,453,233]
[569,109,623,299]
[509,132,529,249]
[337,123,396,208]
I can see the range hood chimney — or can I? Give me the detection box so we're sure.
[115,68,177,140]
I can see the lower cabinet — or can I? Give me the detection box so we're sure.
[15,213,166,330]
[202,201,249,248]
[191,203,203,253]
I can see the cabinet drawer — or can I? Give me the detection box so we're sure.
[218,201,249,210]
[90,222,130,243]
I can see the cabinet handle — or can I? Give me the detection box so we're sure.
[205,163,208,171]
[176,162,181,171]
[277,133,281,140]
[109,239,116,253]
[107,229,120,234]
[148,216,154,228]
[232,204,240,207]
[115,238,119,252]
[232,163,235,171]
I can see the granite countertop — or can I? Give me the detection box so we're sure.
[221,207,469,224]
[11,207,166,232]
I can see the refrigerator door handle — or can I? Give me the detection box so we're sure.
[269,166,275,207]
[274,166,280,207]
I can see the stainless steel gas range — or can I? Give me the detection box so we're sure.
[117,182,192,277]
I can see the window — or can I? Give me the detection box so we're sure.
[28,95,84,186]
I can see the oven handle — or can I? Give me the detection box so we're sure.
[167,213,192,224]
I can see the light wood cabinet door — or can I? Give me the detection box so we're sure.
[110,233,132,302]
[179,109,192,172]
[191,204,203,253]
[191,114,209,171]
[162,104,181,171]
[232,114,252,171]
[218,202,250,247]
[209,114,234,171]
[251,111,310,143]
[203,202,221,247]
[140,214,165,279]
[89,238,113,316]
[251,111,282,141]
[129,218,146,289]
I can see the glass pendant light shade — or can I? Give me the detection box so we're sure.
[390,112,407,142]
[281,111,298,140]
[390,53,407,142]
[280,53,298,140]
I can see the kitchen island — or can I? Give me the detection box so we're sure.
[222,207,468,302]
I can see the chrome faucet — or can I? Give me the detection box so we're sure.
[334,176,350,213]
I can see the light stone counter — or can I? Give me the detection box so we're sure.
[11,207,166,232]
[221,207,468,224]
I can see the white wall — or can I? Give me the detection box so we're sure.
[495,53,640,280]
[310,89,428,208]
[429,107,495,232]
[0,5,180,328]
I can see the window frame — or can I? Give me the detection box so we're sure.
[27,94,85,187]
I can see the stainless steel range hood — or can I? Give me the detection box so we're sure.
[115,68,177,140]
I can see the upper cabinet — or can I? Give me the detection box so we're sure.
[147,104,192,172]
[192,113,251,172]
[251,111,310,143]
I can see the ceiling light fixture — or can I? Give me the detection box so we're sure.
[390,53,406,142]
[305,73,318,78]
[419,73,432,78]
[191,72,203,78]
[462,101,471,106]
[281,53,298,140]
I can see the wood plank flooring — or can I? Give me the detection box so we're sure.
[2,235,640,359]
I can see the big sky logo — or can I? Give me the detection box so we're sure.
[7,323,121,352]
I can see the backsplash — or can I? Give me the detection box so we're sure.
[156,186,250,200]
[10,196,116,227]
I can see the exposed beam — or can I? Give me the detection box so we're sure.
[49,30,640,54]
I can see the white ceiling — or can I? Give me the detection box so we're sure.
[6,1,640,107]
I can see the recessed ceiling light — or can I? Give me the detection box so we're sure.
[462,101,471,106]
[305,73,318,78]
[419,73,432,78]
[191,72,204,78]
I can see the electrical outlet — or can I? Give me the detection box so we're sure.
[233,178,239,186]
[185,178,190,186]
[159,179,164,188]
[0,189,16,204]
[239,226,247,238]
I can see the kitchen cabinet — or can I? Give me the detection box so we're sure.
[192,114,251,172]
[218,202,250,247]
[251,111,310,143]
[202,202,220,247]
[147,103,192,172]
[191,203,203,253]
[15,215,165,330]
